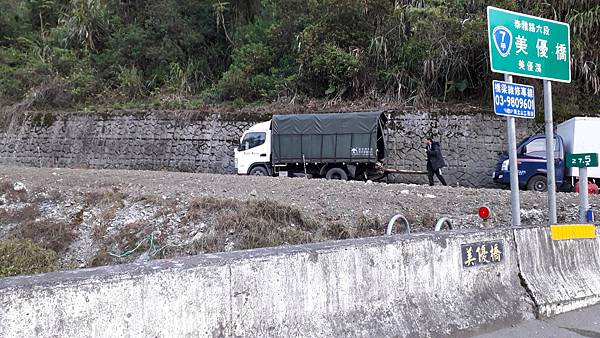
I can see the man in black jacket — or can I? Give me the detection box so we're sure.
[424,137,448,186]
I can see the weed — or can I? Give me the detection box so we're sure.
[421,213,437,228]
[0,180,28,203]
[110,222,152,249]
[72,207,86,224]
[83,190,127,208]
[245,200,305,226]
[0,239,57,277]
[0,205,40,224]
[15,219,77,253]
[181,197,318,253]
[89,250,113,267]
[323,222,352,240]
[189,232,220,254]
[92,222,108,240]
[353,214,382,237]
[100,205,118,222]
[191,196,238,213]
[32,189,64,203]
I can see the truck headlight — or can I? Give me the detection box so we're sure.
[501,159,509,171]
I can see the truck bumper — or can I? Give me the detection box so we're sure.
[492,171,510,185]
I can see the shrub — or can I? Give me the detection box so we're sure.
[0,239,57,277]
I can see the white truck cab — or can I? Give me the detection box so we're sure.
[234,121,271,175]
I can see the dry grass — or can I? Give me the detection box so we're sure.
[181,197,317,254]
[324,215,383,240]
[32,189,64,203]
[168,197,385,256]
[92,222,108,240]
[72,207,86,224]
[110,222,153,249]
[83,189,127,208]
[0,205,40,224]
[89,250,114,267]
[0,180,28,203]
[15,219,77,253]
[100,204,121,222]
[0,239,57,277]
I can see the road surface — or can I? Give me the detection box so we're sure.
[477,304,600,338]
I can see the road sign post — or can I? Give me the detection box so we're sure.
[566,153,599,223]
[544,80,557,224]
[579,167,589,223]
[506,113,521,227]
[488,6,571,225]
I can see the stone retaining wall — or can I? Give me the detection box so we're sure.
[0,110,540,187]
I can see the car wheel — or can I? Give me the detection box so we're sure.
[527,175,547,192]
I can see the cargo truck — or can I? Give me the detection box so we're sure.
[234,112,388,180]
[493,117,600,192]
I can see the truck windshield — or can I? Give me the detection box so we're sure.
[239,132,266,151]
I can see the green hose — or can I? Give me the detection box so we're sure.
[109,231,179,258]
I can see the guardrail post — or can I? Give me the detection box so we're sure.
[386,214,410,235]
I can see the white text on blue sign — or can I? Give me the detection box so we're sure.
[492,80,535,119]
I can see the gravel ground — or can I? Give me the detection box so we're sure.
[0,165,597,270]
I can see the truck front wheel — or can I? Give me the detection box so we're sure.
[325,167,348,181]
[527,175,547,192]
[249,166,269,176]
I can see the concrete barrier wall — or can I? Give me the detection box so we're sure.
[514,226,600,317]
[0,230,529,338]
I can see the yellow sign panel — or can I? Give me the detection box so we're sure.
[550,224,596,240]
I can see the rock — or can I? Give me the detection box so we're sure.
[13,182,26,192]
[400,190,410,195]
[135,251,151,262]
[424,194,436,199]
[192,232,204,243]
[249,189,257,196]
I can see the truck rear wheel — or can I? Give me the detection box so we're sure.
[527,175,547,192]
[249,166,269,176]
[325,167,348,181]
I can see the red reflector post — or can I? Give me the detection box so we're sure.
[479,206,491,220]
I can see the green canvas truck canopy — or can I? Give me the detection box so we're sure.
[271,111,387,164]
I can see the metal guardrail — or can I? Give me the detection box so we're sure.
[434,217,453,231]
[386,214,411,235]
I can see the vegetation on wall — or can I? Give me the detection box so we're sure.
[0,0,599,116]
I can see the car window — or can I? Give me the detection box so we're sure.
[240,132,266,150]
[523,138,559,159]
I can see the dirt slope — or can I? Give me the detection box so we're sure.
[0,166,596,272]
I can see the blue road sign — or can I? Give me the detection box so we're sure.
[492,80,535,119]
[492,26,513,57]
